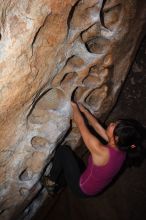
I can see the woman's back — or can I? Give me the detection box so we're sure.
[79,146,126,196]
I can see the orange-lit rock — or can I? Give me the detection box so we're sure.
[0,0,146,219]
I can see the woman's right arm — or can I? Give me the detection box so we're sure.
[78,104,109,142]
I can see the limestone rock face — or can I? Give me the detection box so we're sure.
[0,0,146,219]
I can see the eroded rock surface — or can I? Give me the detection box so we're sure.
[0,0,146,219]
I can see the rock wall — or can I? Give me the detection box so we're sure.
[0,0,146,219]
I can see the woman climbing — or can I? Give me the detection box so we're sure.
[41,102,145,197]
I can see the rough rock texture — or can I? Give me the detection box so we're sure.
[33,33,146,220]
[0,0,146,219]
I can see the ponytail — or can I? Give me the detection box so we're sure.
[114,119,146,166]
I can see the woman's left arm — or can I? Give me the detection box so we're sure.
[71,102,104,155]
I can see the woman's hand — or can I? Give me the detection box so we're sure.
[78,103,88,114]
[71,103,104,156]
[71,101,84,125]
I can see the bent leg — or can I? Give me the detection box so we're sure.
[49,145,86,197]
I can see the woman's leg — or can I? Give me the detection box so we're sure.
[49,145,86,197]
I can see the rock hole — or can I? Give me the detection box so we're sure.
[81,24,100,43]
[60,72,78,90]
[85,89,100,106]
[89,65,99,76]
[85,36,109,54]
[83,68,109,89]
[82,75,99,88]
[67,0,81,30]
[100,0,122,30]
[66,55,84,68]
[71,87,79,102]
[71,86,89,102]
[52,56,83,87]
[19,168,33,181]
[31,136,49,149]
[85,86,108,111]
[100,0,107,28]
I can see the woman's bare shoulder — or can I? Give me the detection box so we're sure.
[91,145,110,166]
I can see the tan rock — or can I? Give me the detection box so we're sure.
[26,152,46,173]
[0,0,146,219]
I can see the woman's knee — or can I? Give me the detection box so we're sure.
[56,145,72,155]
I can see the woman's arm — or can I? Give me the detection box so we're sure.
[78,103,109,142]
[71,102,104,155]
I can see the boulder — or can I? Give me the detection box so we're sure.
[0,0,146,219]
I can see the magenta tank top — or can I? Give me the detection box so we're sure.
[79,146,126,196]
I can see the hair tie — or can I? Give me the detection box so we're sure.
[131,144,136,149]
